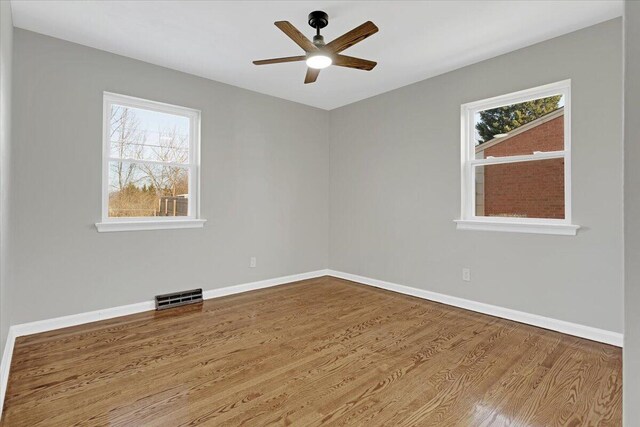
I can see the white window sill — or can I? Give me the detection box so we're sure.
[454,219,580,236]
[95,219,207,233]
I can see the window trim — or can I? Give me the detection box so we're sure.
[95,92,205,232]
[456,80,580,235]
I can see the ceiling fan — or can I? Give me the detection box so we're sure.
[253,11,379,84]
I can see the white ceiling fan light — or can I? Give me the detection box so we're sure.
[306,52,332,69]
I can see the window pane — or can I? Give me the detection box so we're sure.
[474,95,564,159]
[475,158,564,219]
[109,104,190,164]
[108,161,189,218]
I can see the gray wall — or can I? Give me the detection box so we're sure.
[625,2,640,424]
[7,20,625,337]
[329,19,624,333]
[0,0,13,354]
[10,29,329,325]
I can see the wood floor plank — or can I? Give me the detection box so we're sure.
[1,276,622,426]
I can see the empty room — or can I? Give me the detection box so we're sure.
[0,0,638,425]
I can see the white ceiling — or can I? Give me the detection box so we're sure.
[10,0,623,110]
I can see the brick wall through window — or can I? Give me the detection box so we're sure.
[475,111,564,219]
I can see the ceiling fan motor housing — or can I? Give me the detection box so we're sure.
[313,35,325,47]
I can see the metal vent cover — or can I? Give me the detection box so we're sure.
[155,288,203,310]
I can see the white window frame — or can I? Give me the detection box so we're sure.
[455,80,580,236]
[95,92,205,232]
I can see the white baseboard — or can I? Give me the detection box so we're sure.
[0,269,329,414]
[327,270,623,348]
[11,300,157,338]
[202,270,329,300]
[0,328,15,414]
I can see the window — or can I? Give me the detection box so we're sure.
[456,80,579,235]
[95,93,205,232]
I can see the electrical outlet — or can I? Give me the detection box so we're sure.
[462,268,471,282]
[250,257,257,268]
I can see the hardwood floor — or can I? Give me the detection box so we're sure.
[2,276,622,426]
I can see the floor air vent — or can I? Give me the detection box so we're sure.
[155,288,203,310]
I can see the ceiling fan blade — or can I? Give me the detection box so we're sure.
[333,55,377,71]
[274,21,318,53]
[253,55,306,65]
[326,21,378,54]
[304,68,320,84]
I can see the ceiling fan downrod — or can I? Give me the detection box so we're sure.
[308,10,328,47]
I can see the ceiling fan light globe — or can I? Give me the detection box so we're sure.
[306,54,332,69]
